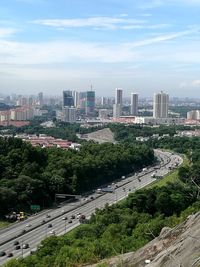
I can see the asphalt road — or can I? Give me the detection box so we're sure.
[0,149,183,266]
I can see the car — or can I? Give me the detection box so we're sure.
[21,229,26,234]
[68,220,72,223]
[46,214,51,218]
[15,245,21,250]
[90,196,94,200]
[0,251,6,257]
[22,243,29,249]
[41,219,46,224]
[71,215,75,219]
[49,230,55,235]
[26,223,31,227]
[13,241,19,246]
[62,216,68,220]
[7,252,13,257]
[48,223,53,228]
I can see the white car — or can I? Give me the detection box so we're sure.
[49,230,56,235]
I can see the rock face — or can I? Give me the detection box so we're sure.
[86,212,200,267]
[80,128,115,143]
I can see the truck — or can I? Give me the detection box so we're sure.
[79,214,87,223]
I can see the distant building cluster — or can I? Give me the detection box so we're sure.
[2,87,200,127]
[57,89,96,123]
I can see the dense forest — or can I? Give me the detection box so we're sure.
[0,137,154,216]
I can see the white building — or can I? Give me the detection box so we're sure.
[113,103,122,118]
[187,110,200,120]
[153,91,169,118]
[130,93,138,115]
[134,116,185,125]
[113,88,123,118]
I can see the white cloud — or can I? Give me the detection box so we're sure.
[32,16,147,30]
[0,28,17,38]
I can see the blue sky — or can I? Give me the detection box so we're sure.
[0,0,200,97]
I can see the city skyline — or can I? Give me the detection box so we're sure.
[0,0,200,96]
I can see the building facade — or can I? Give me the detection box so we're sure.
[85,91,95,116]
[130,93,138,115]
[63,90,74,107]
[153,91,169,118]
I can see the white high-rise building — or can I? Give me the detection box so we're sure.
[153,91,169,118]
[187,110,200,120]
[130,93,138,115]
[113,88,123,118]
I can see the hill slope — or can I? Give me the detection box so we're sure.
[87,212,200,267]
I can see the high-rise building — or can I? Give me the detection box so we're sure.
[113,88,123,118]
[85,91,95,116]
[73,91,79,108]
[63,90,74,107]
[38,92,43,107]
[115,88,123,105]
[113,104,122,118]
[63,107,77,123]
[130,93,138,115]
[153,91,169,118]
[187,110,200,120]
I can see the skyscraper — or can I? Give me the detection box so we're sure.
[113,88,123,118]
[63,90,74,107]
[38,92,43,107]
[153,91,169,118]
[130,93,138,115]
[85,91,95,116]
[115,88,123,105]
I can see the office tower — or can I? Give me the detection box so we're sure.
[101,97,106,106]
[63,90,74,107]
[113,88,123,118]
[63,107,77,123]
[130,93,138,115]
[85,91,95,116]
[153,91,169,118]
[38,92,43,107]
[72,91,79,108]
[78,92,86,109]
[115,88,123,105]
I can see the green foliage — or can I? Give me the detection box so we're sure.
[0,137,154,216]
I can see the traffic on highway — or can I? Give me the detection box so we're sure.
[0,149,183,265]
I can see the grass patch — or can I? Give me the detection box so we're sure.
[0,221,11,229]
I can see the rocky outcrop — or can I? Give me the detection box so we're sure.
[86,212,200,267]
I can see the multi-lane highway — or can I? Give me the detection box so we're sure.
[0,149,183,265]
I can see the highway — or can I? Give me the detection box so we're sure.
[0,149,183,265]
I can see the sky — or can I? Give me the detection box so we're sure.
[0,0,200,97]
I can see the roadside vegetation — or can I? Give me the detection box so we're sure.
[0,137,154,217]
